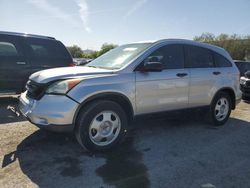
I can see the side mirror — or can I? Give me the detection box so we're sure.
[143,61,163,72]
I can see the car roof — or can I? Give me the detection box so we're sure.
[132,39,231,60]
[0,31,56,40]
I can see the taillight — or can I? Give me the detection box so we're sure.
[69,63,76,67]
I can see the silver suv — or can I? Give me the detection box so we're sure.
[19,39,241,151]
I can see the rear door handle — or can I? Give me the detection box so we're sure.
[16,62,26,65]
[213,71,221,75]
[176,73,188,77]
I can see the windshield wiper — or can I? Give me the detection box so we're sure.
[87,65,117,70]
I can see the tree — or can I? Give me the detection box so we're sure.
[193,32,215,43]
[67,43,118,59]
[67,45,83,58]
[98,43,117,56]
[194,33,250,60]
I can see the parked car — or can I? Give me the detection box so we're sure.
[234,60,250,76]
[0,31,74,94]
[240,71,250,99]
[19,39,241,151]
[73,58,92,66]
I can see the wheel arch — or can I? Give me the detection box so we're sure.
[73,92,135,126]
[212,87,236,109]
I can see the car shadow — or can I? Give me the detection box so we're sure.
[2,113,250,187]
[0,96,26,124]
[3,129,150,188]
[243,99,250,104]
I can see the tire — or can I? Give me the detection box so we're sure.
[75,100,128,152]
[208,92,232,126]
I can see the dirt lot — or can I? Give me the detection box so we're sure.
[0,96,250,188]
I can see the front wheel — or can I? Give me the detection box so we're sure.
[75,100,128,151]
[208,92,232,126]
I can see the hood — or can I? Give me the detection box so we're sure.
[29,66,114,83]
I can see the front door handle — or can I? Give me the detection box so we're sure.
[213,71,221,75]
[176,73,188,77]
[16,62,26,65]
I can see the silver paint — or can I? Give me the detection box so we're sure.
[19,39,242,129]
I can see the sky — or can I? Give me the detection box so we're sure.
[0,0,250,50]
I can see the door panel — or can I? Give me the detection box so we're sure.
[188,68,221,107]
[185,45,220,107]
[135,44,189,115]
[136,69,189,114]
[0,36,29,92]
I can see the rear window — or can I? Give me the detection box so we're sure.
[26,38,70,59]
[186,45,214,68]
[214,53,232,67]
[0,42,18,56]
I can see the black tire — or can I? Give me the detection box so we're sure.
[208,92,232,126]
[75,100,128,152]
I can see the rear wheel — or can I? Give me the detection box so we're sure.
[208,92,232,126]
[75,100,128,151]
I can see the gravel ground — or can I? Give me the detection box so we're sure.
[0,96,250,188]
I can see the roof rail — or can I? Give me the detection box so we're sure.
[0,31,56,40]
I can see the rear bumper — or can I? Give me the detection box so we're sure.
[19,91,79,132]
[236,98,241,105]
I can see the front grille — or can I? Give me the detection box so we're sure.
[26,80,47,100]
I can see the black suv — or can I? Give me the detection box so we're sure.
[235,61,250,99]
[0,31,73,94]
[234,60,250,76]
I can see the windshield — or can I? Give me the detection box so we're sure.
[86,43,152,70]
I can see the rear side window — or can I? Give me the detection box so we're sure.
[186,45,214,68]
[26,38,71,59]
[0,42,18,56]
[30,44,49,57]
[145,44,184,69]
[214,53,232,67]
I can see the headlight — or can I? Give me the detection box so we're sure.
[46,79,81,94]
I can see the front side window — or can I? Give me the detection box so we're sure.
[87,43,152,70]
[144,44,184,69]
[0,42,18,56]
[187,45,214,68]
[214,53,232,67]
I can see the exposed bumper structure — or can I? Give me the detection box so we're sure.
[19,91,79,132]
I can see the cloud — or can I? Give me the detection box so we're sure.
[27,0,91,32]
[76,0,91,33]
[124,0,148,19]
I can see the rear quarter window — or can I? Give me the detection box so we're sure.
[214,53,232,67]
[26,38,71,59]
